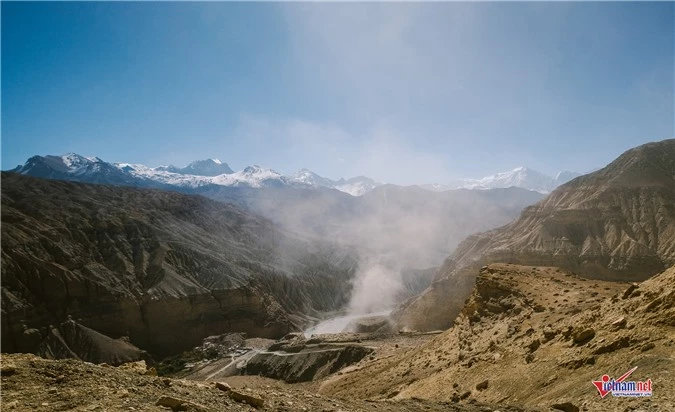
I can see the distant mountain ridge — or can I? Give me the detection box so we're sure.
[9,153,579,195]
[8,152,547,271]
[291,169,381,196]
[423,166,581,194]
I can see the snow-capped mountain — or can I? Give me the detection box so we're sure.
[292,169,340,188]
[11,154,142,186]
[118,162,292,188]
[156,158,233,176]
[423,167,581,194]
[9,154,579,196]
[10,154,292,190]
[333,176,381,196]
[291,169,381,196]
[210,165,291,188]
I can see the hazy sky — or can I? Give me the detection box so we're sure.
[2,2,673,184]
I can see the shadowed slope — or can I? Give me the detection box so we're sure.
[1,173,357,358]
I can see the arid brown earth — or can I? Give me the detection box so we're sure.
[322,264,675,412]
[0,353,533,412]
[2,265,672,411]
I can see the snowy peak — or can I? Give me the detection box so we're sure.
[212,165,288,188]
[157,158,234,176]
[424,166,582,194]
[291,169,339,188]
[290,169,382,196]
[334,176,380,196]
[11,154,139,186]
[242,165,265,175]
[118,161,287,188]
[181,158,233,176]
[61,153,95,169]
[470,167,554,192]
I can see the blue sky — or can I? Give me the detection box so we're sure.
[2,2,673,184]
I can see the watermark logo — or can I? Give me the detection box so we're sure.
[592,366,652,398]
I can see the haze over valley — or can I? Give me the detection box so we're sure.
[2,2,673,411]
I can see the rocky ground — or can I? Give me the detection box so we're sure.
[2,264,673,412]
[321,264,675,412]
[0,353,532,412]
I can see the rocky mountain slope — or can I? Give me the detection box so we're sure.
[8,154,547,281]
[397,139,675,331]
[1,172,358,359]
[323,263,675,412]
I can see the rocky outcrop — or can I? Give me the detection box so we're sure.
[28,318,151,366]
[397,139,675,331]
[245,344,373,383]
[1,173,357,358]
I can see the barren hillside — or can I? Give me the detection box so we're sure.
[323,264,675,412]
[1,173,357,359]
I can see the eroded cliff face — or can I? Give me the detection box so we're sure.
[1,173,357,358]
[396,139,675,332]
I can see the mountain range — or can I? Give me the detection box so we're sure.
[0,173,543,360]
[9,153,579,195]
[5,138,673,369]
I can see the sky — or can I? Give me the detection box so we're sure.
[2,2,673,184]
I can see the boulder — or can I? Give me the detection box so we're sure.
[610,317,627,330]
[593,336,630,355]
[0,363,17,376]
[215,382,231,392]
[118,360,150,375]
[475,379,489,391]
[155,396,188,411]
[572,328,595,344]
[552,402,579,412]
[622,284,638,299]
[229,390,264,408]
[155,396,208,411]
[526,339,540,352]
